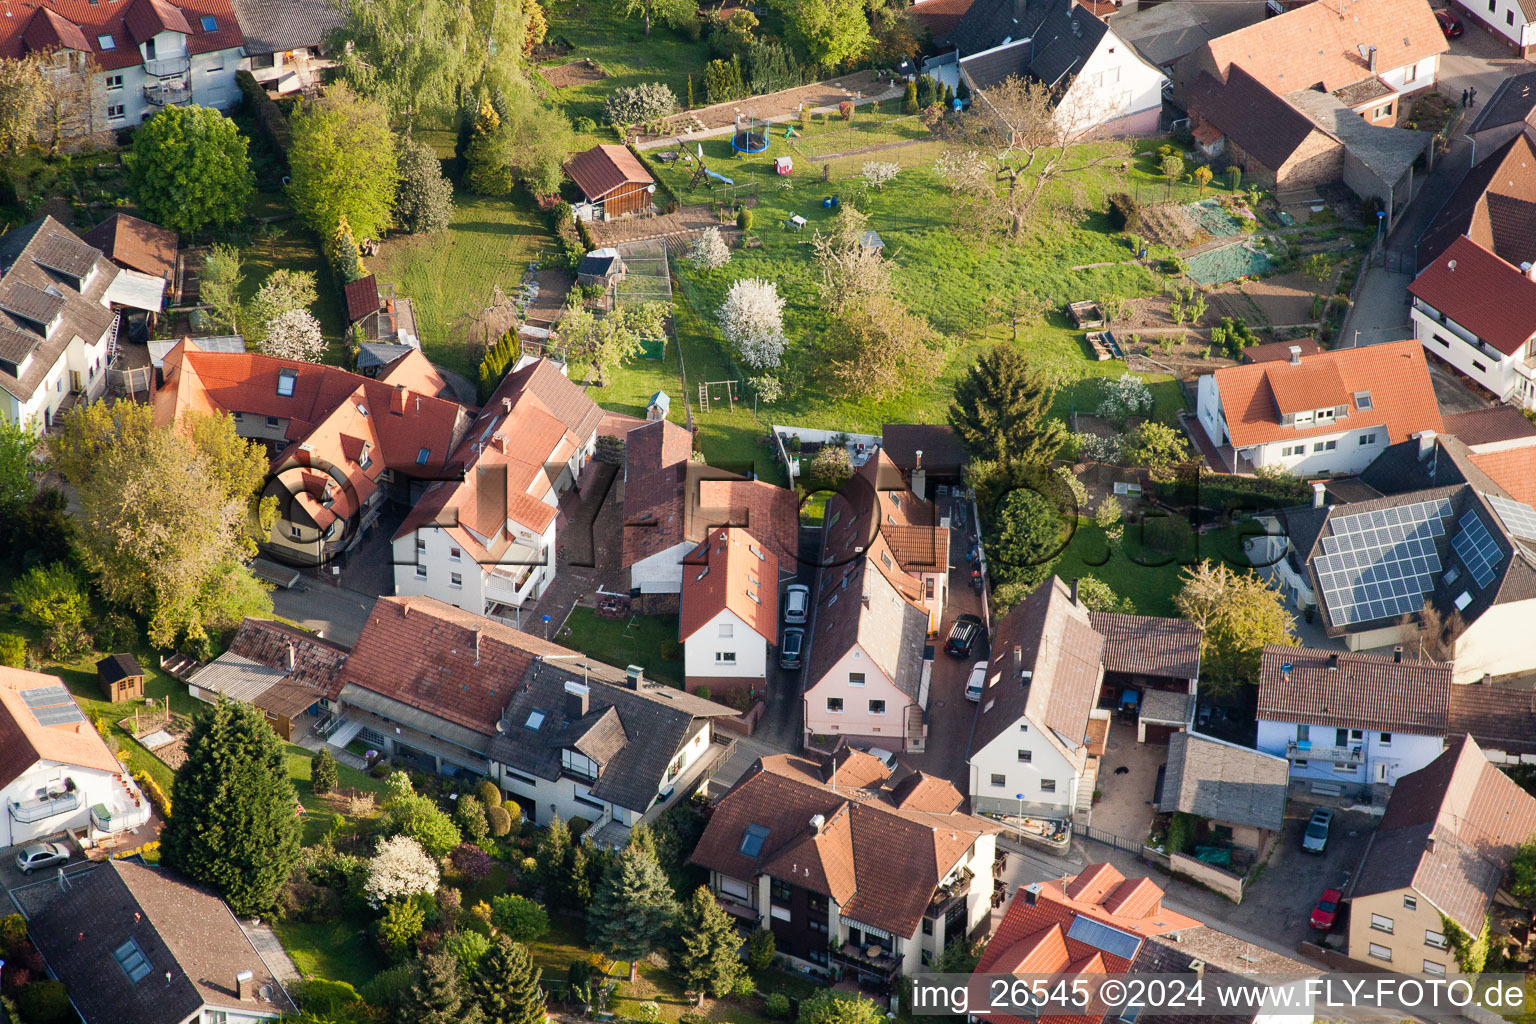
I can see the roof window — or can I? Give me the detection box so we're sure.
[416,447,431,465]
[1355,391,1373,410]
[739,823,770,856]
[97,34,116,49]
[200,14,217,30]
[277,369,297,397]
[525,709,546,730]
[113,937,152,983]
[1454,591,1472,611]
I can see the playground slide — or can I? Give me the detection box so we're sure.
[703,169,735,185]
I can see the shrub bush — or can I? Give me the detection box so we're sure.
[731,977,757,998]
[737,207,753,231]
[574,115,597,133]
[0,634,25,668]
[490,893,549,942]
[455,794,490,845]
[486,804,513,837]
[765,992,792,1018]
[377,898,426,959]
[603,82,677,125]
[15,980,69,1024]
[310,749,338,796]
[293,978,365,1016]
[476,780,502,809]
[132,771,173,819]
[746,927,775,970]
[451,843,495,881]
[1107,192,1141,233]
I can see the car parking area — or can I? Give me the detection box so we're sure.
[0,834,99,909]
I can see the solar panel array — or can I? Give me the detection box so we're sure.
[1487,493,1536,542]
[19,684,85,727]
[1066,914,1142,961]
[1314,498,1453,627]
[1451,509,1503,589]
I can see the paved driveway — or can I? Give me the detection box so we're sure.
[268,581,378,647]
[1437,29,1529,109]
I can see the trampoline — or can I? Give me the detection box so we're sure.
[730,112,769,154]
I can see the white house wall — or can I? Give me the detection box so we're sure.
[631,541,693,594]
[683,608,769,680]
[1255,718,1443,787]
[1246,424,1391,475]
[1056,31,1168,137]
[803,643,914,748]
[969,720,1080,818]
[1196,374,1227,446]
[1453,597,1536,681]
[1377,54,1439,95]
[392,519,557,615]
[0,760,129,848]
[1413,304,1536,409]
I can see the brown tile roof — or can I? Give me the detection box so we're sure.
[1194,0,1445,96]
[881,423,970,477]
[227,617,348,695]
[805,552,930,699]
[1448,681,1536,755]
[1408,235,1536,357]
[971,577,1104,757]
[81,213,177,281]
[1468,446,1536,507]
[1211,339,1443,448]
[1242,338,1321,364]
[1351,735,1536,932]
[0,0,245,70]
[1256,644,1450,735]
[1419,133,1536,267]
[0,667,122,789]
[689,752,996,937]
[976,864,1197,1024]
[907,0,978,44]
[1444,406,1536,449]
[1159,731,1288,832]
[27,860,294,1024]
[622,419,694,566]
[1187,67,1326,172]
[680,527,779,645]
[888,770,965,813]
[341,595,576,737]
[694,477,801,567]
[563,145,653,202]
[1087,610,1201,681]
[342,274,381,324]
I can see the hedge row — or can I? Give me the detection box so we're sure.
[133,769,173,820]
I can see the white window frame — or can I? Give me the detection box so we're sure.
[1370,914,1394,934]
[715,651,736,665]
[449,572,463,589]
[415,565,428,579]
[1368,943,1392,962]
[868,699,886,715]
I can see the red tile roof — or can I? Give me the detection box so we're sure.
[1468,446,1536,506]
[1211,339,1443,448]
[343,274,381,324]
[0,0,245,70]
[679,526,780,645]
[0,666,122,788]
[563,145,653,202]
[1242,338,1321,364]
[1195,0,1445,96]
[1444,405,1536,448]
[1256,644,1450,734]
[908,0,977,43]
[1408,235,1536,357]
[976,864,1197,1024]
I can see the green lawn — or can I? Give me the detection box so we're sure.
[1052,518,1262,617]
[272,917,386,990]
[538,0,712,149]
[368,191,554,378]
[556,608,684,688]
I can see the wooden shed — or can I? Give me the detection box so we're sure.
[564,145,656,219]
[96,653,146,702]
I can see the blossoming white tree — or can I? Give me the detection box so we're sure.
[365,834,440,904]
[717,277,786,370]
[861,160,900,191]
[258,308,326,363]
[687,227,731,272]
[1097,372,1153,426]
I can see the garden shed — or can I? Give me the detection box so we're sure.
[565,145,656,219]
[95,653,145,702]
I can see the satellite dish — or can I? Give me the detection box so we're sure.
[496,720,505,733]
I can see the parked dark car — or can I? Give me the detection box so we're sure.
[945,614,984,657]
[1302,808,1334,854]
[780,627,805,670]
[1434,9,1463,36]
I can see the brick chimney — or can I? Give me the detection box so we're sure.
[391,385,407,415]
[565,680,590,719]
[236,970,254,1001]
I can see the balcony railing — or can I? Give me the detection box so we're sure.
[928,867,974,914]
[1286,741,1364,764]
[143,81,192,106]
[144,56,191,77]
[832,942,899,977]
[9,785,80,824]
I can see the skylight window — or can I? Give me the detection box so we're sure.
[1454,591,1472,611]
[738,823,770,857]
[525,710,546,730]
[200,14,218,30]
[416,447,431,465]
[1355,391,1373,410]
[97,34,116,49]
[277,369,297,397]
[113,938,152,983]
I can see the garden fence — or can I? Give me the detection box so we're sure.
[1071,821,1145,855]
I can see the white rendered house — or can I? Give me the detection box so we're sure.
[679,527,778,694]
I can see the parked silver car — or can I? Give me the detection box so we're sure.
[15,841,70,875]
[1302,808,1333,854]
[783,583,810,624]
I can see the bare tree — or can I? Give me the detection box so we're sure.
[1402,601,1466,662]
[36,48,104,155]
[955,75,1132,239]
[458,285,522,351]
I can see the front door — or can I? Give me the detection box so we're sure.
[1375,762,1390,784]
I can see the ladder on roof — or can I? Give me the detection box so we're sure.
[104,312,122,369]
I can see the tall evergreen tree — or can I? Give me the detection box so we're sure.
[161,701,300,916]
[587,844,679,981]
[536,814,570,902]
[567,841,593,910]
[673,886,746,1002]
[396,951,483,1024]
[948,344,1066,466]
[470,935,546,1024]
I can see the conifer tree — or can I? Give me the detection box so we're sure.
[396,951,482,1024]
[161,701,301,916]
[536,813,571,901]
[674,886,746,1002]
[471,935,546,1024]
[587,843,679,981]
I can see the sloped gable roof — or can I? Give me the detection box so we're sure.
[1408,235,1536,357]
[0,666,122,789]
[1257,644,1450,734]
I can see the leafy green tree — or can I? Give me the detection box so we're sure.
[198,244,245,333]
[1071,576,1133,614]
[1175,561,1296,693]
[623,0,696,35]
[559,300,669,387]
[379,897,428,959]
[396,951,483,1024]
[673,886,746,1002]
[289,84,398,241]
[746,928,775,971]
[470,935,546,1024]
[128,105,253,235]
[246,269,318,342]
[13,563,87,629]
[0,634,25,668]
[386,792,462,857]
[328,216,367,283]
[1160,153,1184,194]
[989,488,1065,589]
[161,700,301,915]
[0,56,47,159]
[0,416,39,505]
[536,813,571,898]
[1512,837,1536,900]
[394,139,455,234]
[949,344,1066,466]
[465,97,512,196]
[902,79,918,113]
[311,749,339,795]
[587,843,679,981]
[798,991,883,1024]
[776,0,872,68]
[500,82,573,195]
[490,894,549,942]
[1121,421,1190,471]
[456,794,491,844]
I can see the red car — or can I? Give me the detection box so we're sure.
[1434,8,1464,36]
[1309,888,1343,930]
